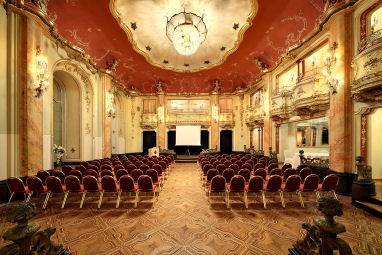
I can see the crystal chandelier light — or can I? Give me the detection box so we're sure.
[166,10,207,56]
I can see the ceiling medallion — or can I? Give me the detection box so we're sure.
[166,10,207,56]
[110,0,258,72]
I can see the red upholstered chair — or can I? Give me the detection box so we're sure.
[235,160,243,168]
[136,175,157,207]
[241,163,252,172]
[267,163,279,174]
[36,170,50,185]
[238,168,251,182]
[146,161,155,168]
[299,167,312,182]
[140,164,150,174]
[212,161,221,168]
[43,176,66,209]
[223,161,232,168]
[254,168,267,181]
[84,169,99,180]
[228,164,239,174]
[253,163,265,172]
[281,163,293,173]
[62,175,84,208]
[26,176,47,203]
[146,169,162,190]
[158,161,168,178]
[216,164,226,175]
[80,175,101,208]
[208,175,227,207]
[75,165,87,175]
[7,177,29,203]
[135,160,144,169]
[299,174,320,208]
[119,175,137,207]
[125,163,137,174]
[52,171,66,184]
[204,169,219,189]
[245,176,265,208]
[282,168,297,181]
[100,169,114,178]
[113,164,125,172]
[201,163,214,181]
[222,168,235,184]
[88,164,99,172]
[130,169,144,183]
[69,169,83,183]
[268,159,278,165]
[263,175,283,209]
[152,164,164,180]
[115,169,129,181]
[280,175,302,208]
[226,175,246,208]
[318,174,339,199]
[99,175,120,208]
[100,164,113,172]
[269,168,282,176]
[80,161,89,169]
[61,165,73,176]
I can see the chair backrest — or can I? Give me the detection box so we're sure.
[223,161,232,168]
[100,164,113,171]
[64,175,82,192]
[88,164,99,171]
[75,165,87,175]
[265,175,282,192]
[131,169,144,182]
[140,164,150,173]
[137,175,154,192]
[235,160,243,168]
[228,164,239,173]
[158,161,167,171]
[125,163,137,174]
[268,163,279,173]
[113,164,125,172]
[254,168,267,180]
[283,168,297,180]
[222,168,235,183]
[83,175,100,192]
[247,176,264,192]
[283,175,301,192]
[299,167,312,182]
[281,163,292,173]
[46,176,65,193]
[241,163,252,171]
[229,175,245,192]
[152,164,163,176]
[52,171,66,184]
[61,165,73,176]
[100,169,113,178]
[135,161,144,169]
[238,168,251,182]
[119,175,135,192]
[36,170,50,184]
[253,163,264,171]
[268,159,278,165]
[26,176,45,192]
[69,169,83,183]
[202,164,214,175]
[206,169,219,182]
[146,169,159,183]
[269,168,282,176]
[100,175,117,192]
[7,177,27,194]
[115,169,129,181]
[216,164,226,174]
[321,174,339,191]
[146,161,155,168]
[80,161,89,168]
[84,169,99,179]
[301,174,320,191]
[209,175,226,192]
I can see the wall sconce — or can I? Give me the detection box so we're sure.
[212,104,219,123]
[323,42,338,94]
[35,47,49,98]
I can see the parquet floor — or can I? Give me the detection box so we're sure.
[1,163,382,254]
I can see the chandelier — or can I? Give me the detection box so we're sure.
[166,10,207,56]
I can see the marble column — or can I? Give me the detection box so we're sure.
[210,94,219,149]
[157,93,165,148]
[328,13,353,172]
[102,75,112,158]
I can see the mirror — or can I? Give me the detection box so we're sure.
[296,117,328,147]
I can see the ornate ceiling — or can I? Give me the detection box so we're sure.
[47,0,325,94]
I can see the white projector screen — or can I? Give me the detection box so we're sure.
[175,125,201,146]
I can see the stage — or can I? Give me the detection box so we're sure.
[175,155,199,163]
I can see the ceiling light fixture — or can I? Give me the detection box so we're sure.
[166,10,207,56]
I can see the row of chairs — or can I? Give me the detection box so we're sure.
[7,173,158,209]
[207,173,339,209]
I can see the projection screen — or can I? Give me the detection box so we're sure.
[175,125,201,146]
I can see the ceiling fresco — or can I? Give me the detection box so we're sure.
[47,0,325,94]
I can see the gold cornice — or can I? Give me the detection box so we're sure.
[109,0,258,73]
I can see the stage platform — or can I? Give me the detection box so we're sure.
[175,155,199,163]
